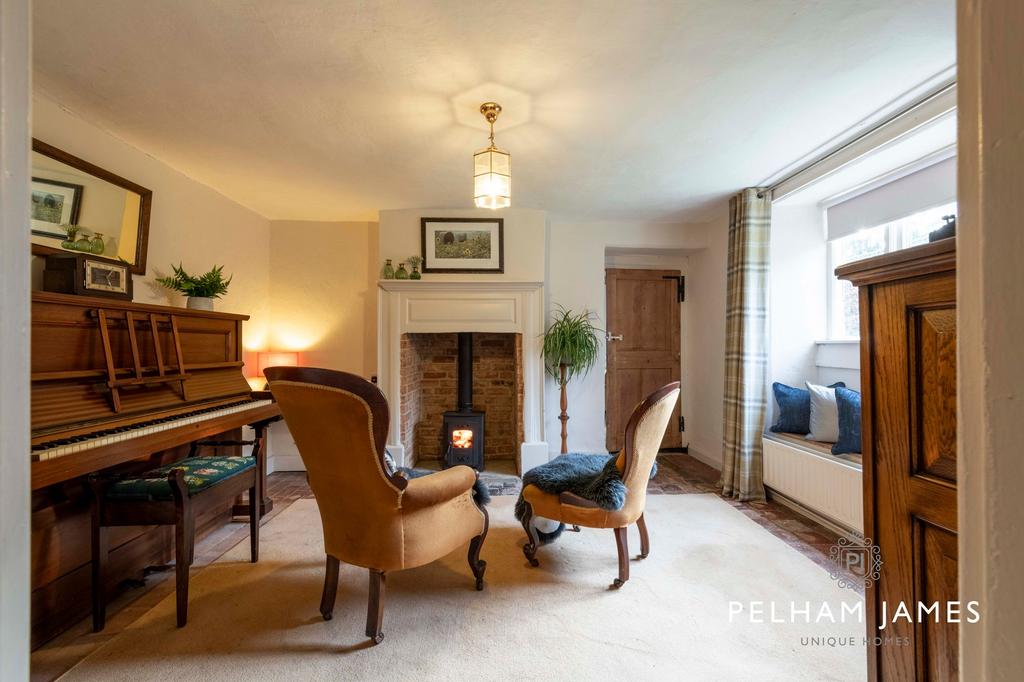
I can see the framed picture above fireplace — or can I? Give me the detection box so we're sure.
[421,217,504,273]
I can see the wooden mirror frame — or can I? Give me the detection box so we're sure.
[30,139,152,275]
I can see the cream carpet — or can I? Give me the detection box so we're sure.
[61,496,866,681]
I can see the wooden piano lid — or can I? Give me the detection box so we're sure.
[32,291,255,434]
[32,291,252,320]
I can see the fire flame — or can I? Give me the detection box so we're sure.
[452,429,473,448]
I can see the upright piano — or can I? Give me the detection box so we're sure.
[30,292,281,645]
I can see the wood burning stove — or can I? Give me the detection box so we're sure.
[442,332,485,471]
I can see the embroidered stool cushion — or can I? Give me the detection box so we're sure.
[106,456,255,501]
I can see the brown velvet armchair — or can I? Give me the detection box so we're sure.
[264,367,488,644]
[519,382,680,588]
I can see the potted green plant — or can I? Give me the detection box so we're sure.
[156,263,232,311]
[407,255,423,280]
[542,305,602,453]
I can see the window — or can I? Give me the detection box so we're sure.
[828,202,956,339]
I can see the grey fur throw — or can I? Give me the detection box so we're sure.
[514,453,656,544]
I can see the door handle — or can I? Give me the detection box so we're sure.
[607,333,623,342]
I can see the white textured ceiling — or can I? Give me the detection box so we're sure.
[32,1,955,222]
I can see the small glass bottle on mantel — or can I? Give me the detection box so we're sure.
[395,262,409,279]
[382,258,395,279]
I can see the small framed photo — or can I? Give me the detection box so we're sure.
[31,177,83,239]
[421,217,504,274]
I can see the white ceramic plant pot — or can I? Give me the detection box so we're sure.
[187,296,214,311]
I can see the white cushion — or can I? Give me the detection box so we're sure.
[805,382,840,443]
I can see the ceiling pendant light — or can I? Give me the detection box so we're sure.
[473,102,511,209]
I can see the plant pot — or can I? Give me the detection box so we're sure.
[187,296,214,311]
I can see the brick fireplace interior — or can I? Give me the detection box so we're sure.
[400,332,524,468]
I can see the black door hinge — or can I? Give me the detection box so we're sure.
[662,275,685,302]
[679,415,685,432]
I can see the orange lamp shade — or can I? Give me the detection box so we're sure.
[256,351,299,378]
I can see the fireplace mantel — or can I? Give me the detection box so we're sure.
[377,280,547,472]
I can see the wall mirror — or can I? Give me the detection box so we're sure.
[30,139,152,274]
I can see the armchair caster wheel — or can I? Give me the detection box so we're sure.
[322,612,333,621]
[612,578,625,589]
[370,632,384,645]
[568,525,581,532]
[476,578,484,591]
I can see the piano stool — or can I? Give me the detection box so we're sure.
[88,452,262,631]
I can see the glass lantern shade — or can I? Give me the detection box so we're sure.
[473,146,511,209]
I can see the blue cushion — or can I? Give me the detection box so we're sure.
[832,387,862,455]
[770,381,845,434]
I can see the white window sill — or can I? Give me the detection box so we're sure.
[814,339,860,346]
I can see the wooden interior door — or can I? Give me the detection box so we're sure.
[866,271,959,680]
[605,268,681,452]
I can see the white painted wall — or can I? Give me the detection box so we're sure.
[769,204,828,404]
[31,94,273,363]
[545,218,727,469]
[684,219,729,468]
[0,0,31,676]
[958,0,1024,676]
[378,207,546,282]
[266,220,378,472]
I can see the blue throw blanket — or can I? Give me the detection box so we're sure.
[514,453,656,543]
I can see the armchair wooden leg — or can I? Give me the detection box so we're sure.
[612,527,629,589]
[520,501,540,567]
[320,555,340,621]
[637,513,650,559]
[467,505,489,590]
[365,569,386,644]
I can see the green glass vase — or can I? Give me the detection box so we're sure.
[382,259,395,279]
[395,263,409,280]
[410,264,421,280]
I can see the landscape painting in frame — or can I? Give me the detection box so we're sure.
[421,217,504,273]
[31,176,83,239]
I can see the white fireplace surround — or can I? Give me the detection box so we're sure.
[377,280,548,472]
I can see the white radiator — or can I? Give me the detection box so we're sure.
[762,435,863,534]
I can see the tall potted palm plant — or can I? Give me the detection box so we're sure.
[542,306,602,453]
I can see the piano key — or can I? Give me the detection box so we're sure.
[32,399,273,462]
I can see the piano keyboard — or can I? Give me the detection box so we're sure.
[31,399,274,462]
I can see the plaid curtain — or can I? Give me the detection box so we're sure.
[721,188,771,501]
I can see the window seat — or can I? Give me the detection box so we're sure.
[762,432,863,534]
[763,431,862,469]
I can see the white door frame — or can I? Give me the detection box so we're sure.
[0,0,32,677]
[957,0,1024,677]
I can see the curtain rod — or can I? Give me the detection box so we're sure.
[757,81,957,199]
